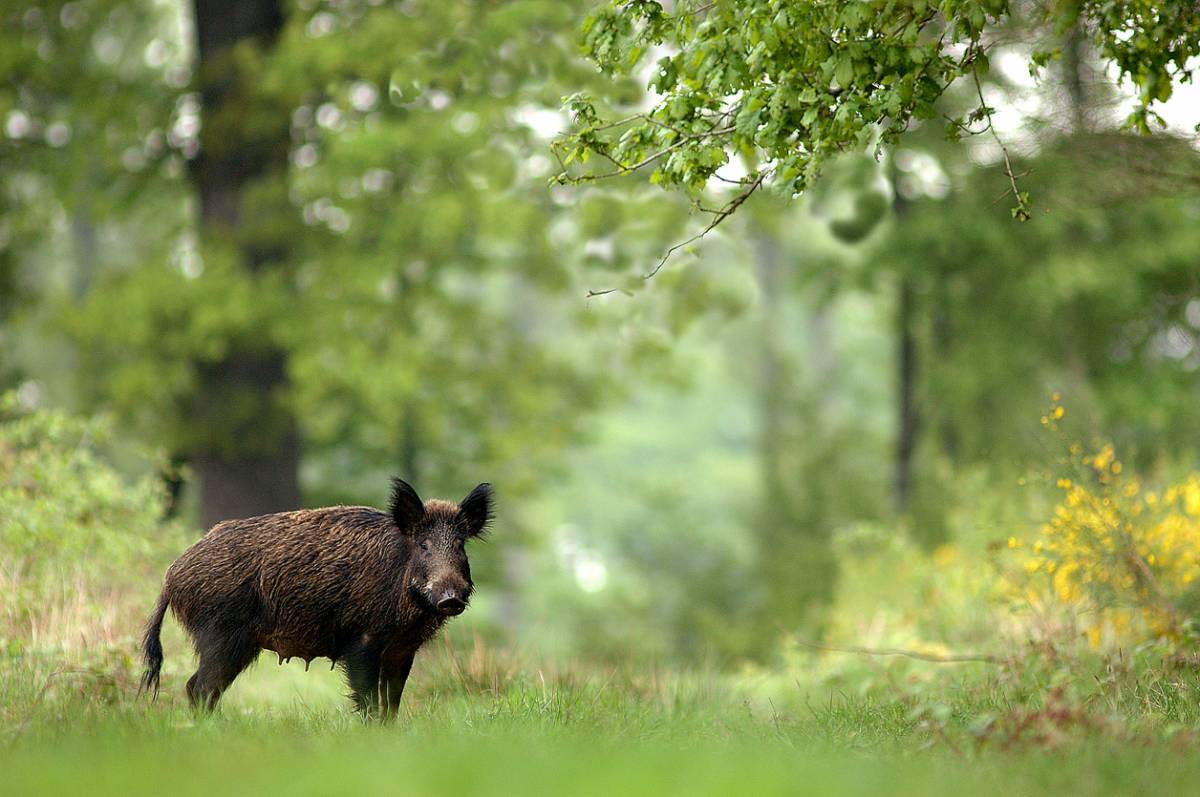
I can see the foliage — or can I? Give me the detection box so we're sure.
[0,0,690,513]
[555,0,1200,232]
[878,134,1200,475]
[0,0,186,307]
[0,393,165,579]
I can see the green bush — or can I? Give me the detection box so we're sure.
[0,393,172,644]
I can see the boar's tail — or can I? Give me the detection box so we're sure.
[138,590,170,699]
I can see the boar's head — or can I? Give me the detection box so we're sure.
[390,478,493,617]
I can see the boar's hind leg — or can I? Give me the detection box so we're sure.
[186,632,259,711]
[380,651,415,719]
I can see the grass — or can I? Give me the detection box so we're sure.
[5,631,1200,797]
[9,724,1200,797]
[6,558,1200,797]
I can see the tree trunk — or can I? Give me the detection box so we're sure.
[895,275,918,512]
[399,401,421,486]
[192,351,299,525]
[889,154,919,515]
[757,234,788,515]
[1061,21,1092,135]
[190,0,298,527]
[752,226,836,644]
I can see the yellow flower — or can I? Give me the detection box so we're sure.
[932,544,958,566]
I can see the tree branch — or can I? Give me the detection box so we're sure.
[558,125,737,184]
[644,169,766,280]
[584,169,767,297]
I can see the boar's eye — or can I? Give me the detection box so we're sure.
[419,539,430,552]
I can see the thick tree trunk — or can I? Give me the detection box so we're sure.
[190,0,298,527]
[192,351,299,525]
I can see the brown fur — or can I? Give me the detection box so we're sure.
[139,479,493,717]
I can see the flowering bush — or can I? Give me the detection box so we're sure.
[1013,397,1200,645]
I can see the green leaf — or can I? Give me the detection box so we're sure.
[834,57,855,88]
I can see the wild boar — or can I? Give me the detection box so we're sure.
[139,478,493,716]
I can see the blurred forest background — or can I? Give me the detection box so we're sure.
[4,0,1200,682]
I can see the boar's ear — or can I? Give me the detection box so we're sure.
[390,478,425,533]
[459,483,494,538]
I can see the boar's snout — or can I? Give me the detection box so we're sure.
[409,571,472,617]
[435,591,467,616]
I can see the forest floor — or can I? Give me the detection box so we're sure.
[4,635,1200,797]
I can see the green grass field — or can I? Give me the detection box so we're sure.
[5,633,1200,797]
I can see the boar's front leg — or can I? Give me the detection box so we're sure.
[379,650,415,719]
[341,647,383,717]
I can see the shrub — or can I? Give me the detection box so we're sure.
[0,393,170,647]
[1009,397,1200,646]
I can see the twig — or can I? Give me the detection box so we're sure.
[795,637,1002,664]
[585,287,631,298]
[584,170,767,297]
[987,169,1033,206]
[585,114,643,133]
[644,169,766,280]
[971,64,1029,219]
